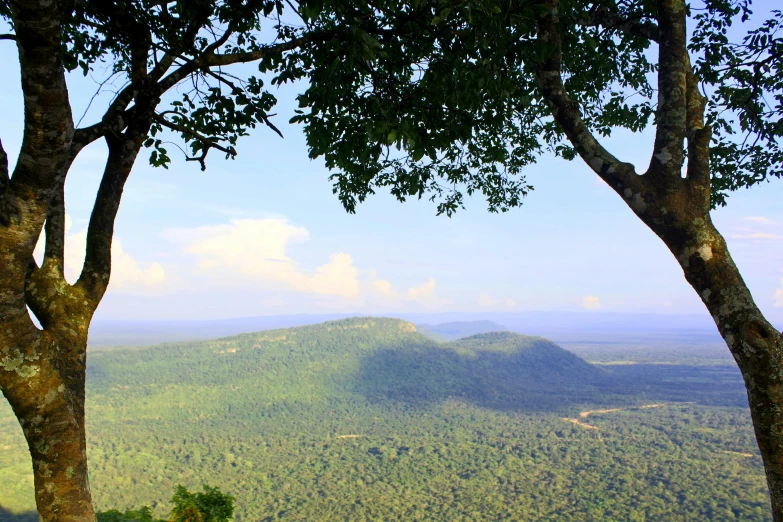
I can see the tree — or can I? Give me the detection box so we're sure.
[96,484,234,522]
[284,0,783,517]
[2,0,781,519]
[0,1,334,520]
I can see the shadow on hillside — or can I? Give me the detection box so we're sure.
[352,344,749,414]
[604,363,749,408]
[0,506,37,522]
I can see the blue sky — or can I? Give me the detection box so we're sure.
[1,10,781,322]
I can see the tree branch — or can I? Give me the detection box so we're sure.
[152,113,235,170]
[42,182,66,276]
[75,125,149,302]
[25,141,94,322]
[647,0,688,179]
[156,30,335,94]
[0,138,8,194]
[5,0,75,216]
[685,67,711,190]
[534,1,644,197]
[0,33,16,41]
[204,70,284,138]
[577,8,660,42]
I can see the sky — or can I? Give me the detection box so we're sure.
[1,8,782,323]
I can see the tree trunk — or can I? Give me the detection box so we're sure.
[532,1,783,515]
[645,206,783,518]
[0,305,95,521]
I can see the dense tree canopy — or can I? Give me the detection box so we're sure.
[281,0,782,211]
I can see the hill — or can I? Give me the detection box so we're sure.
[415,320,510,341]
[85,318,608,414]
[0,318,769,521]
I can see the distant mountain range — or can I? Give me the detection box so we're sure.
[87,310,737,348]
[416,320,509,341]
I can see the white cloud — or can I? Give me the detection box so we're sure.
[744,216,774,225]
[371,279,398,299]
[775,279,783,307]
[167,218,454,310]
[34,214,165,292]
[731,232,782,240]
[407,278,451,309]
[171,218,360,299]
[479,293,517,309]
[731,217,782,240]
[582,295,601,310]
[479,293,497,307]
[106,237,166,290]
[66,230,165,290]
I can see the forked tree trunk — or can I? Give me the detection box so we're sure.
[1,280,95,521]
[1,0,150,517]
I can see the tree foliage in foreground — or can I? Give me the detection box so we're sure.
[96,485,234,522]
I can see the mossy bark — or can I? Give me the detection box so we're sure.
[1,1,97,520]
[1,327,95,522]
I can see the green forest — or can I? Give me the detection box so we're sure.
[0,318,770,520]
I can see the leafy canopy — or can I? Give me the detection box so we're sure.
[281,0,782,212]
[96,484,235,522]
[3,0,779,211]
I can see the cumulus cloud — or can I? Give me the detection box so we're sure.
[100,236,165,290]
[166,218,454,310]
[582,295,601,310]
[479,293,497,307]
[407,278,451,309]
[370,279,398,299]
[775,279,783,307]
[171,218,360,298]
[479,293,517,309]
[34,215,165,292]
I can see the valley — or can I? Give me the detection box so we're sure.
[0,318,770,521]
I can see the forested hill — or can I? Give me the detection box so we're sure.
[2,317,766,520]
[86,317,607,412]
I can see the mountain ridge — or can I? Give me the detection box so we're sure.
[2,317,764,521]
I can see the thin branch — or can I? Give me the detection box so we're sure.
[285,0,307,25]
[152,113,234,170]
[577,9,660,43]
[0,33,16,41]
[156,29,335,94]
[202,22,235,57]
[75,72,123,129]
[204,70,285,138]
